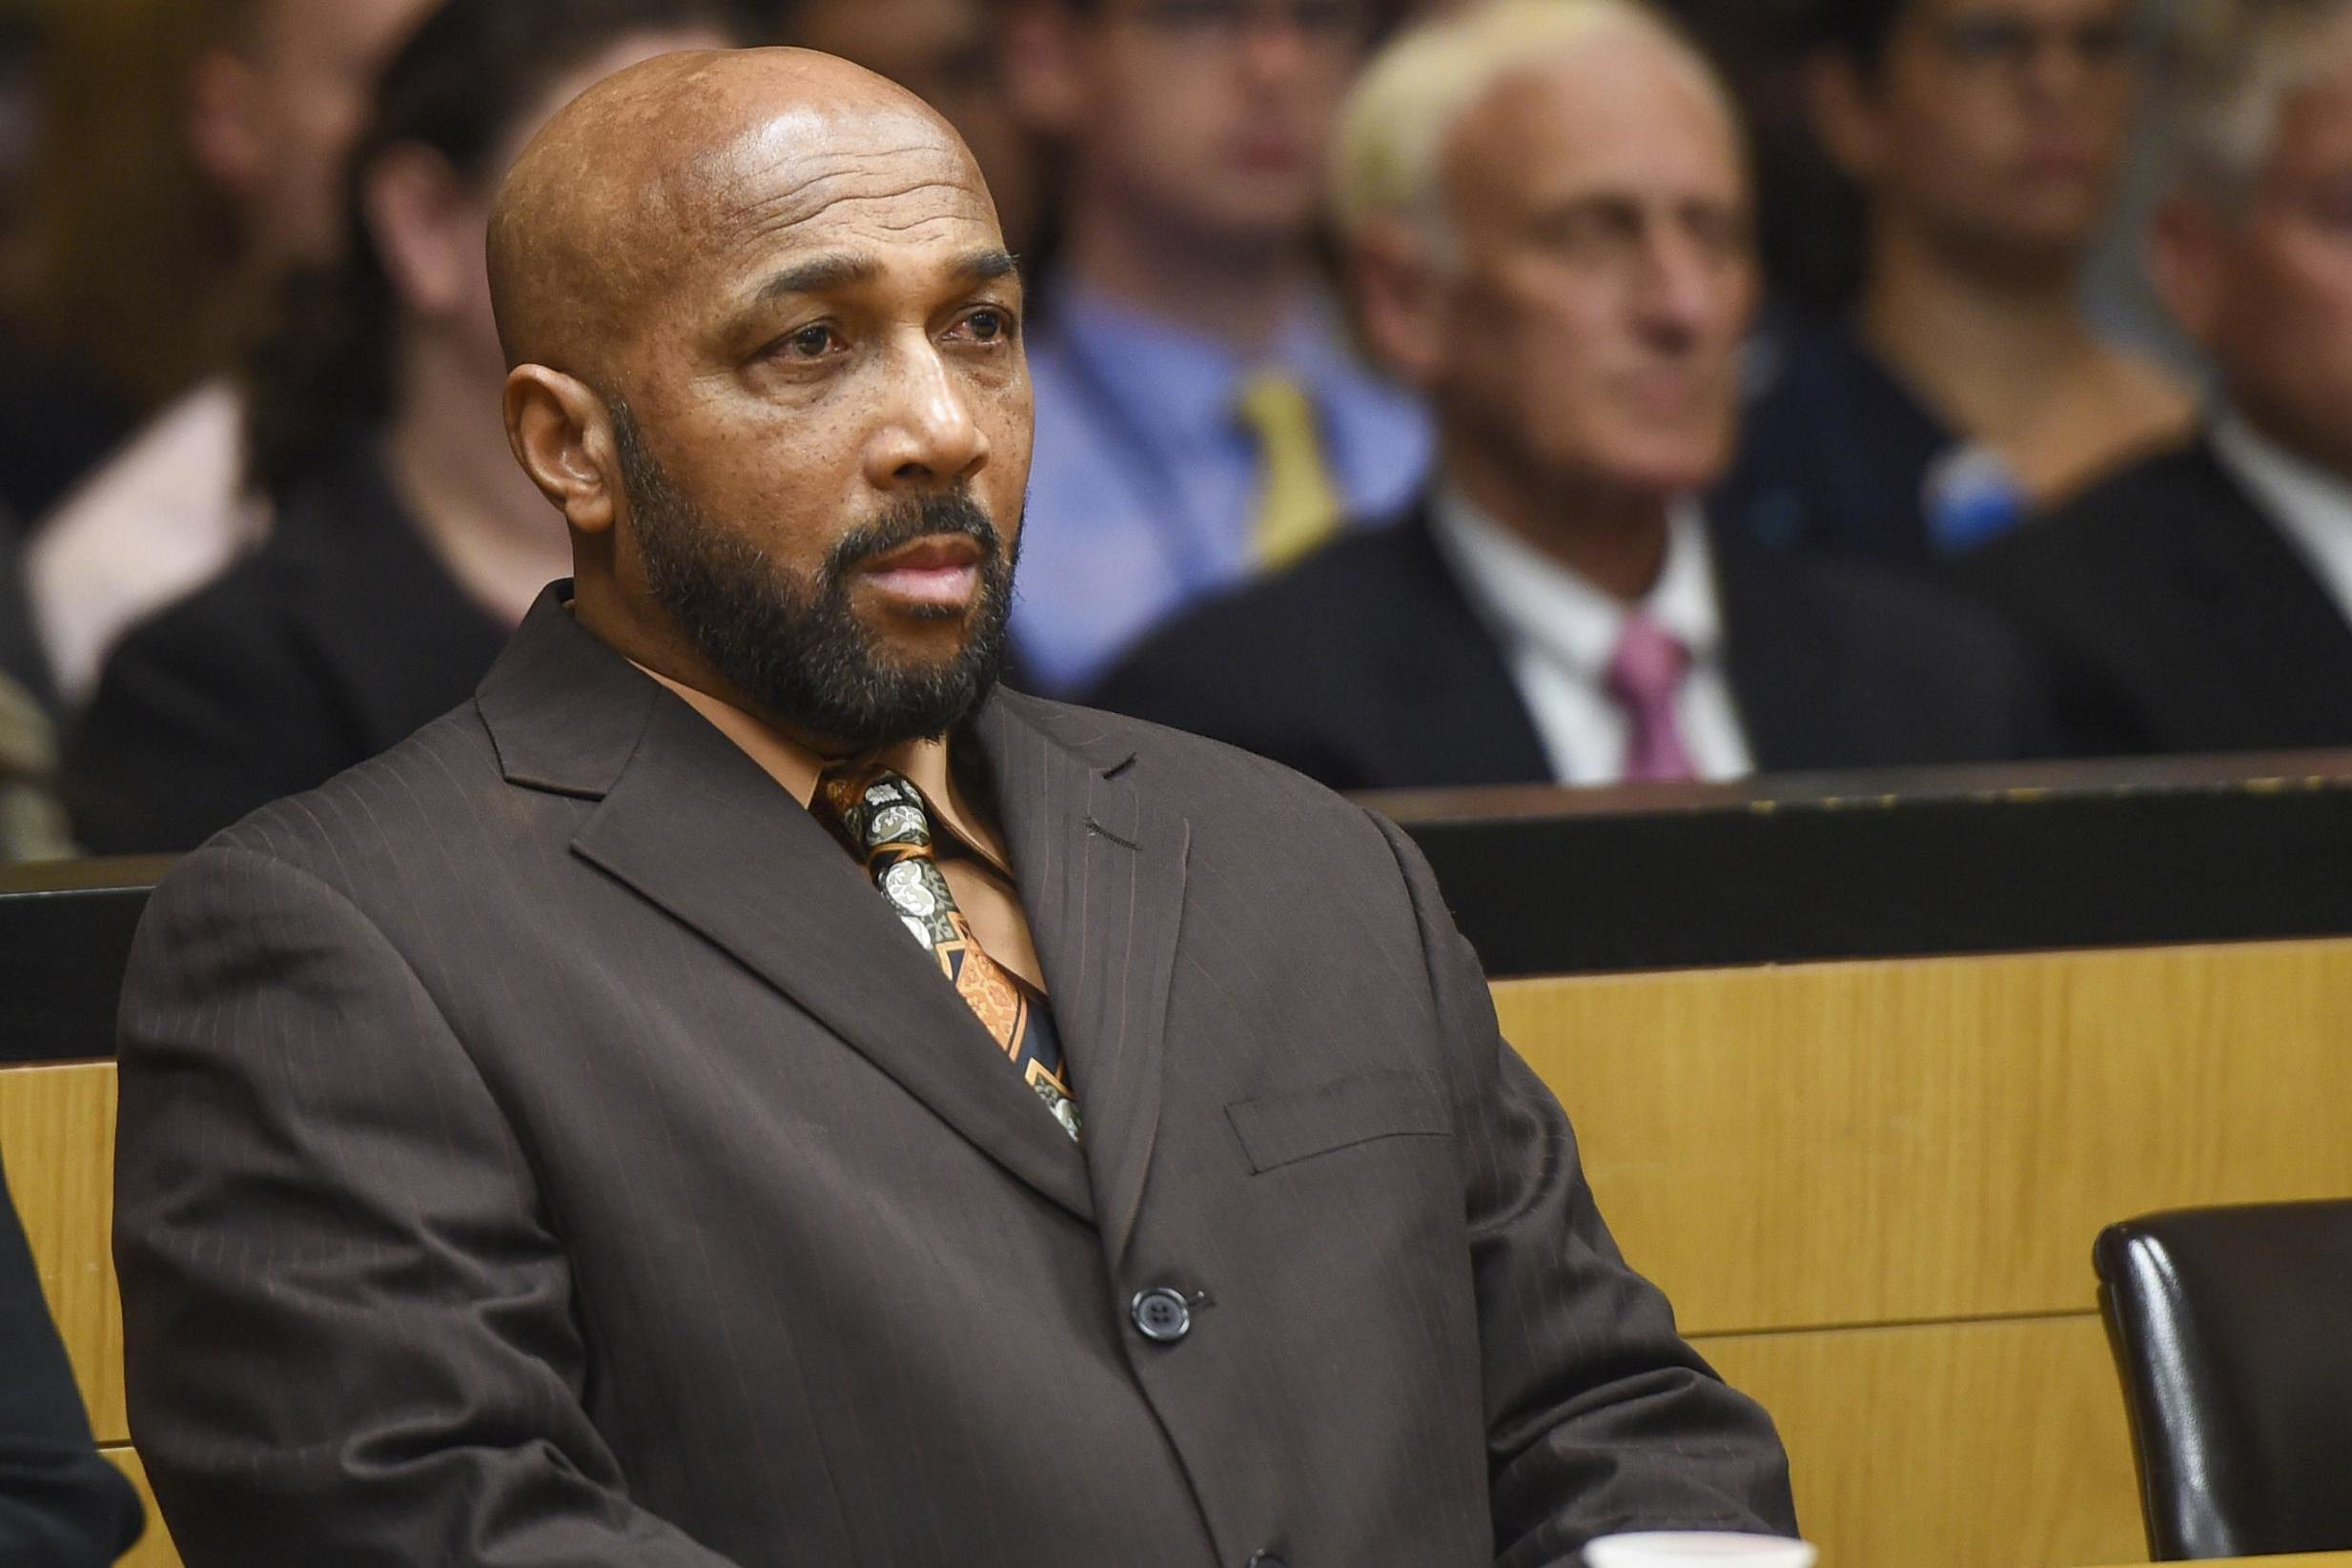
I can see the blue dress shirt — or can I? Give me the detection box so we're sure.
[1012,286,1433,696]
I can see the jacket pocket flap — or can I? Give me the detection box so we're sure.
[1226,1069,1451,1173]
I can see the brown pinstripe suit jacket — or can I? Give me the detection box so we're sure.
[112,588,1794,1568]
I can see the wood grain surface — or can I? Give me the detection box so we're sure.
[1,1059,124,1442]
[1497,936,2352,1334]
[1698,1313,2144,1568]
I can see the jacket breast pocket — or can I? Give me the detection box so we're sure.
[1225,1069,1452,1174]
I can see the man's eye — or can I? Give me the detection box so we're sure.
[784,324,839,359]
[960,308,1015,343]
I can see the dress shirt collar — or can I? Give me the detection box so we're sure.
[1430,483,1725,679]
[1051,282,1356,457]
[2211,409,2352,622]
[629,660,1009,871]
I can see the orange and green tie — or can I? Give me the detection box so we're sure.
[821,765,1082,1143]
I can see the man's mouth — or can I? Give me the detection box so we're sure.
[855,533,987,609]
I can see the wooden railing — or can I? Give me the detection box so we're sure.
[13,754,2352,1567]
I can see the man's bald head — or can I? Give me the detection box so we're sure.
[488,46,987,384]
[493,41,1030,755]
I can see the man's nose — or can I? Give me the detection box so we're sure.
[1629,230,1724,348]
[868,340,991,488]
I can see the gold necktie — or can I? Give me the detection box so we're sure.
[1237,370,1344,570]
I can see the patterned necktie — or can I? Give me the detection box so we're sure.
[1237,370,1344,570]
[1606,613,1699,783]
[820,765,1082,1143]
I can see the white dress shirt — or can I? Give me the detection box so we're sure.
[1430,486,1754,785]
[29,378,272,706]
[2211,410,2352,631]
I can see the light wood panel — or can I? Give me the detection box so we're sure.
[0,1059,125,1441]
[2073,1558,2352,1568]
[1497,937,2352,1335]
[1696,1313,2144,1568]
[102,1447,182,1568]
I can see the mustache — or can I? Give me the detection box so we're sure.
[827,492,1004,581]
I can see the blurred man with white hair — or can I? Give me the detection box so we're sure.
[1095,0,2052,792]
[1969,0,2352,757]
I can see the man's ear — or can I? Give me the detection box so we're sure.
[999,0,1093,137]
[364,145,474,321]
[1347,217,1446,391]
[2149,193,2226,349]
[1803,48,1886,186]
[505,366,619,534]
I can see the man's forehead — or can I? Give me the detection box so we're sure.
[687,106,992,245]
[490,47,996,371]
[1457,48,1744,203]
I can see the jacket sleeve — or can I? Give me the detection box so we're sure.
[0,1161,145,1568]
[112,843,748,1568]
[1368,813,1800,1567]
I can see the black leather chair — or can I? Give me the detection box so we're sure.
[2095,1200,2352,1559]
[0,857,165,1063]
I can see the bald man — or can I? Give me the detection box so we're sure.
[112,49,1795,1568]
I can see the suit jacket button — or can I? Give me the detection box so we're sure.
[1130,1287,1193,1343]
[1247,1554,1287,1568]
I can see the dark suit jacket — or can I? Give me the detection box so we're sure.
[114,589,1795,1568]
[64,437,507,853]
[1714,312,1961,568]
[1,1160,143,1566]
[1089,502,2055,793]
[1960,438,2352,757]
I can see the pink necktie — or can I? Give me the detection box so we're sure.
[1605,613,1698,783]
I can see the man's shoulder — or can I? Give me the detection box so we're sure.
[102,531,302,666]
[1996,441,2227,570]
[997,685,1404,858]
[183,699,522,898]
[1958,440,2230,621]
[1754,542,2022,657]
[1102,518,1430,683]
[1723,540,2049,749]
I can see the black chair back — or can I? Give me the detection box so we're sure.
[2094,1200,2352,1559]
[0,857,165,1063]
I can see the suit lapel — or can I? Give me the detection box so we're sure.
[1373,508,1554,785]
[483,601,1094,1223]
[972,694,1188,1267]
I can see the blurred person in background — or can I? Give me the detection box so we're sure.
[65,0,738,855]
[1716,0,2193,567]
[0,525,70,861]
[0,1153,142,1564]
[27,0,435,709]
[764,0,1046,253]
[0,4,139,530]
[1968,0,2352,755]
[1094,0,2052,791]
[997,0,1431,695]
